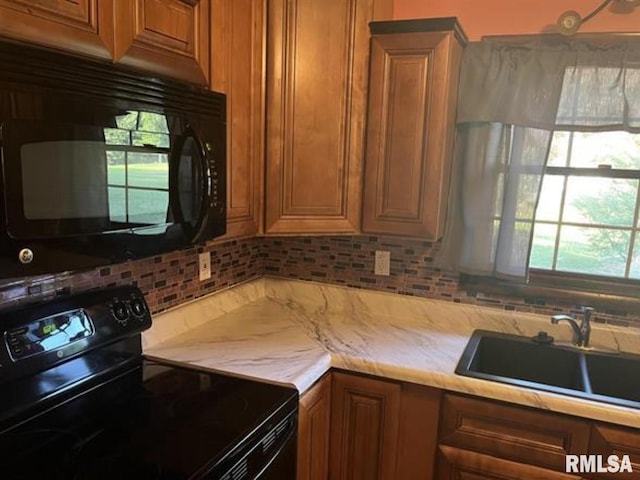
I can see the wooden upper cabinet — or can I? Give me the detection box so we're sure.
[265,0,393,234]
[0,0,114,59]
[113,0,210,85]
[211,0,264,239]
[362,18,466,239]
[0,1,211,85]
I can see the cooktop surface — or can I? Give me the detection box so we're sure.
[0,359,298,480]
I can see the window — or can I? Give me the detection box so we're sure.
[438,39,640,301]
[530,131,640,280]
[103,111,171,226]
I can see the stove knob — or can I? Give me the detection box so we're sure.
[131,299,146,317]
[112,303,129,323]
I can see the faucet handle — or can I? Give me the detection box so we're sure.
[582,306,594,321]
[551,314,575,324]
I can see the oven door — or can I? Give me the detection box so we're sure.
[255,431,297,480]
[207,410,297,480]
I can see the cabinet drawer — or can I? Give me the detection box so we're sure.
[440,394,590,471]
[587,424,640,479]
[437,445,583,480]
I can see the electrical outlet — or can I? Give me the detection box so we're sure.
[199,252,211,281]
[374,250,390,276]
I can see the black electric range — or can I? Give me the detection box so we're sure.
[0,286,298,480]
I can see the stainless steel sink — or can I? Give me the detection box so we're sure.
[456,330,640,409]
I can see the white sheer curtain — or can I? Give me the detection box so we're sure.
[437,38,640,281]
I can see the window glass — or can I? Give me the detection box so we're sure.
[563,177,637,227]
[535,176,563,222]
[530,223,557,270]
[547,131,570,167]
[555,225,630,277]
[531,131,640,279]
[568,132,640,169]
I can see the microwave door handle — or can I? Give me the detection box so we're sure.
[193,139,213,243]
[169,130,211,243]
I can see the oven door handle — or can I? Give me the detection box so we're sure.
[169,127,212,243]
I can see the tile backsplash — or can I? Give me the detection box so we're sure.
[1,234,638,328]
[0,237,262,314]
[262,235,640,328]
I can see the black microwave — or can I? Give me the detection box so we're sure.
[0,41,226,279]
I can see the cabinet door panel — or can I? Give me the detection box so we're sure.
[440,394,591,472]
[114,0,210,84]
[211,0,264,239]
[266,0,391,234]
[395,383,441,480]
[437,446,583,480]
[298,374,331,480]
[329,372,401,480]
[369,45,431,219]
[588,424,640,479]
[362,30,462,238]
[0,0,113,58]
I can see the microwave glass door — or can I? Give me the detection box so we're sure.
[2,111,205,240]
[173,133,207,241]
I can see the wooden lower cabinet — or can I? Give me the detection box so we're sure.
[437,393,640,480]
[298,377,640,480]
[439,394,591,471]
[329,372,401,480]
[437,393,588,478]
[587,424,640,480]
[298,374,332,480]
[437,445,583,480]
[328,372,441,480]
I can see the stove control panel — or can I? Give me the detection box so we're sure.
[109,291,148,327]
[0,286,152,383]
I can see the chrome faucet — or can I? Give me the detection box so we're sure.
[551,306,594,348]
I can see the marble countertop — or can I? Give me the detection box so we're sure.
[144,277,640,428]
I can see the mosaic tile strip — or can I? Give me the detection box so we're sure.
[261,235,640,327]
[0,237,263,314]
